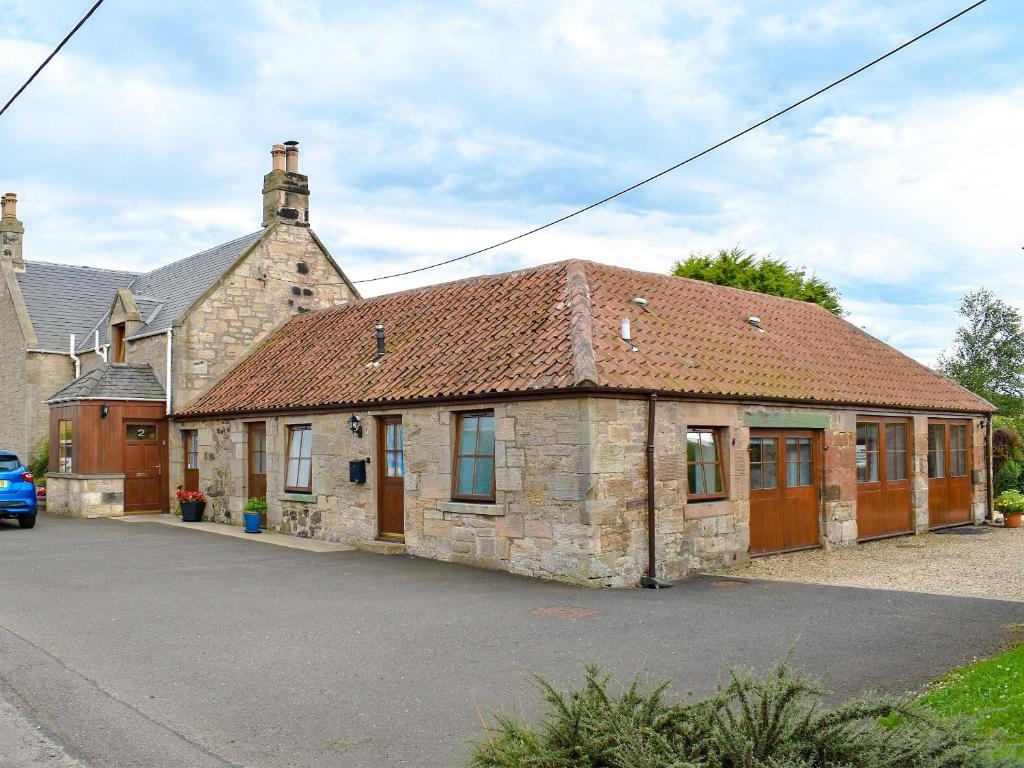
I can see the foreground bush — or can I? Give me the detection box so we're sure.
[472,662,1008,768]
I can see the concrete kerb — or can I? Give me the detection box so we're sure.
[113,514,354,553]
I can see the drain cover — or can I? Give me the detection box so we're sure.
[934,526,989,536]
[530,605,601,620]
[710,579,748,588]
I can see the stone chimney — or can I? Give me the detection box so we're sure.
[262,140,310,228]
[0,193,25,272]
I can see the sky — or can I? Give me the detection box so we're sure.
[1,0,1021,364]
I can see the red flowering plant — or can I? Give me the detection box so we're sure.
[176,489,206,503]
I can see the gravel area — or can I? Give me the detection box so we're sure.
[712,526,1024,602]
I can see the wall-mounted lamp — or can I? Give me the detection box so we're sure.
[348,414,363,438]
[100,402,110,419]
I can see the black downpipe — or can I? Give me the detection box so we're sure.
[640,393,671,588]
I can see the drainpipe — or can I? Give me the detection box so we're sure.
[69,334,80,379]
[94,329,108,363]
[165,328,173,415]
[640,393,671,589]
[984,415,993,521]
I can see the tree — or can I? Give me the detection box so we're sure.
[937,288,1024,416]
[671,247,844,315]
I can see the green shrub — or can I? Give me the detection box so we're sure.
[472,662,1007,768]
[995,490,1024,515]
[28,440,48,479]
[995,459,1022,497]
[243,497,268,514]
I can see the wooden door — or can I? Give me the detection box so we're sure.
[928,420,972,528]
[376,416,405,540]
[125,421,164,513]
[856,418,913,540]
[749,430,820,555]
[247,422,267,527]
[183,430,199,491]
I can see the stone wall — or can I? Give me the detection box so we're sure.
[24,352,75,464]
[172,398,992,587]
[172,225,354,410]
[0,271,28,459]
[46,474,125,518]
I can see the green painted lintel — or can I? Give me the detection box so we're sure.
[742,411,831,429]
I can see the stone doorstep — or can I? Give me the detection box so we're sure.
[113,515,353,554]
[353,539,408,556]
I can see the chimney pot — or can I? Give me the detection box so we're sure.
[2,193,16,219]
[375,322,386,358]
[284,141,299,173]
[271,144,286,172]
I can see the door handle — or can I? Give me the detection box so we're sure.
[156,464,161,474]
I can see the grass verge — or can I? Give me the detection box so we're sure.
[916,640,1024,761]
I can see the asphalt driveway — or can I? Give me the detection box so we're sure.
[1,516,1022,768]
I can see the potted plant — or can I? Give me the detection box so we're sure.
[243,497,266,534]
[995,489,1024,528]
[177,489,207,522]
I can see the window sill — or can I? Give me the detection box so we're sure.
[440,500,506,517]
[684,498,731,519]
[279,492,316,504]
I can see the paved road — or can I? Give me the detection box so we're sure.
[1,515,1022,768]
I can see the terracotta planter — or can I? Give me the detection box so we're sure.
[1004,512,1022,529]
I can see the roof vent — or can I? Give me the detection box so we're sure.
[633,297,650,313]
[375,322,386,360]
[747,315,766,333]
[621,318,639,352]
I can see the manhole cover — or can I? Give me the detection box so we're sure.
[933,526,989,536]
[530,605,602,620]
[709,579,748,588]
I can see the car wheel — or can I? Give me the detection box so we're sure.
[18,516,36,529]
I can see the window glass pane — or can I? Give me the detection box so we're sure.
[687,460,699,493]
[928,425,945,479]
[386,451,397,477]
[749,439,762,464]
[127,424,156,441]
[300,427,312,457]
[459,416,479,455]
[288,430,302,459]
[750,463,762,490]
[800,460,811,487]
[762,461,778,489]
[886,424,907,481]
[395,450,405,478]
[473,457,494,496]
[710,461,724,494]
[296,459,311,490]
[286,459,300,488]
[476,416,495,455]
[762,438,777,462]
[456,457,476,495]
[386,424,396,451]
[395,424,403,450]
[856,424,879,483]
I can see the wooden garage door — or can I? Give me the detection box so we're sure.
[749,430,820,555]
[856,418,912,541]
[928,420,972,528]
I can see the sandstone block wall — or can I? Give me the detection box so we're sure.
[0,273,29,459]
[173,225,353,410]
[172,398,992,587]
[46,474,125,518]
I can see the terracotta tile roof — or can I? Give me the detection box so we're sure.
[179,260,994,416]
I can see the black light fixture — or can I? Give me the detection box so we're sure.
[348,414,363,438]
[100,402,110,419]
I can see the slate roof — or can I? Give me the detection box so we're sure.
[77,231,264,350]
[46,364,167,403]
[16,262,138,350]
[180,259,995,416]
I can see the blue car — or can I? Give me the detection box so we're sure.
[0,451,37,528]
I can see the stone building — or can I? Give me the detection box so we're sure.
[175,259,994,587]
[10,142,358,516]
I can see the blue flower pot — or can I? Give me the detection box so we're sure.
[243,511,262,534]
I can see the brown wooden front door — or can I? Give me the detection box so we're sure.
[183,430,199,491]
[376,416,405,540]
[856,418,913,540]
[247,422,267,527]
[749,430,821,555]
[928,420,972,528]
[125,421,164,513]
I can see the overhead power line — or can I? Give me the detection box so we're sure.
[351,0,988,285]
[0,0,106,119]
